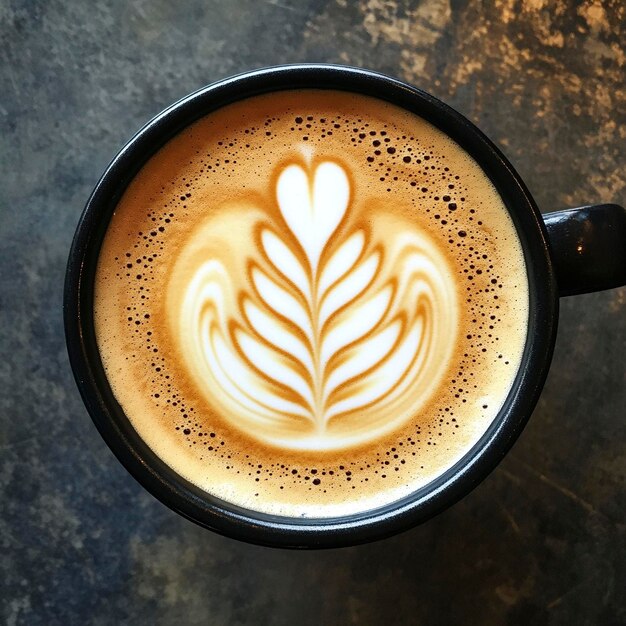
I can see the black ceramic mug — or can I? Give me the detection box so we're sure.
[64,65,626,548]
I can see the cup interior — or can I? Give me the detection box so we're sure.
[64,64,558,548]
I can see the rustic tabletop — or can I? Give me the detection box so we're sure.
[1,1,624,624]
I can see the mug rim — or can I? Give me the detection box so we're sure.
[64,63,558,548]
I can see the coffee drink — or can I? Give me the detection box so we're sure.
[94,90,528,517]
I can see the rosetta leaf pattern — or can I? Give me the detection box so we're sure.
[179,160,458,450]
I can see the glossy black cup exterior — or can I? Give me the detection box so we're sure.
[64,65,626,549]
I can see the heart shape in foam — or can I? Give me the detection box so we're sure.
[276,162,350,273]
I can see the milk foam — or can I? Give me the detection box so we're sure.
[170,160,458,451]
[93,90,529,517]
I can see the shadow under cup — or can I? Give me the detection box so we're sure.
[64,65,624,548]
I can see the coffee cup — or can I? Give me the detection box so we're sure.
[65,65,626,548]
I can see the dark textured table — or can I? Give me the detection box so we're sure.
[2,1,624,624]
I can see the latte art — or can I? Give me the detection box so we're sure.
[172,160,458,450]
[94,90,529,517]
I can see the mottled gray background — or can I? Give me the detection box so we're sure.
[1,0,624,624]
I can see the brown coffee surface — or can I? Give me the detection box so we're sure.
[94,90,528,517]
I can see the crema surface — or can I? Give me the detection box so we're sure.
[94,90,529,517]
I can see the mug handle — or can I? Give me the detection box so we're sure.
[543,204,626,296]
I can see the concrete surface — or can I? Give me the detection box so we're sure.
[1,1,624,624]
